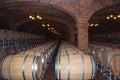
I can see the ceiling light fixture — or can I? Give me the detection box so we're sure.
[47,24,50,27]
[90,23,99,27]
[42,24,45,27]
[29,13,42,20]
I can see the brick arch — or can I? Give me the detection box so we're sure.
[0,1,78,29]
[0,1,78,45]
[46,3,78,26]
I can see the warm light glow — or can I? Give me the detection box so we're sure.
[106,16,110,20]
[110,14,113,18]
[42,24,45,27]
[113,16,117,20]
[29,15,32,19]
[51,28,53,30]
[48,28,50,30]
[95,24,98,26]
[36,15,40,18]
[47,24,50,27]
[117,15,120,18]
[38,17,42,20]
[90,24,94,26]
[32,17,35,20]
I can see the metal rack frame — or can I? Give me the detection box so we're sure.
[97,62,120,80]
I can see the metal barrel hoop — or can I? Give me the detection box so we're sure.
[22,54,28,80]
[90,55,97,79]
[105,50,111,67]
[55,54,59,79]
[34,56,40,80]
[0,56,6,79]
[67,54,70,80]
[8,55,15,80]
[41,52,44,72]
[32,55,36,80]
[81,55,85,80]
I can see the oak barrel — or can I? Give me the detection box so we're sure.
[24,50,48,70]
[0,29,6,41]
[93,48,105,63]
[110,54,120,76]
[99,48,118,67]
[1,54,42,80]
[55,54,96,80]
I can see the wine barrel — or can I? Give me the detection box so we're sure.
[100,48,117,67]
[1,54,43,80]
[0,29,6,41]
[92,48,104,62]
[88,46,93,54]
[0,50,4,63]
[12,31,21,40]
[45,49,53,61]
[110,54,120,76]
[5,30,13,41]
[93,48,98,61]
[6,48,13,55]
[17,51,25,55]
[24,50,48,70]
[25,50,41,56]
[55,54,96,80]
[19,32,26,40]
[60,48,83,56]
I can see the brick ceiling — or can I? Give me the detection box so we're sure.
[0,2,76,40]
[89,3,120,36]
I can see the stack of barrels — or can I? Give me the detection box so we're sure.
[90,32,120,45]
[0,29,45,64]
[89,43,120,77]
[55,42,97,80]
[0,41,57,80]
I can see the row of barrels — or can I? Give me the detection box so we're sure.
[0,41,57,80]
[55,42,97,80]
[89,43,120,76]
[0,30,46,63]
[89,32,120,44]
[90,32,120,39]
[0,29,45,41]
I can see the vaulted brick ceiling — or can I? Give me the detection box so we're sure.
[0,2,76,40]
[89,3,120,36]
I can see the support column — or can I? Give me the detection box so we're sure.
[77,23,89,51]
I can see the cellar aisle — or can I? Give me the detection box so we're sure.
[43,61,56,80]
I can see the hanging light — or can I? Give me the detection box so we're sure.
[51,27,53,30]
[113,16,117,20]
[47,24,50,27]
[106,16,110,20]
[36,15,40,18]
[29,12,43,20]
[36,15,42,20]
[117,15,120,18]
[48,28,51,30]
[95,24,99,26]
[110,14,113,18]
[42,24,45,27]
[90,24,94,26]
[29,15,32,19]
[32,17,35,20]
[38,16,42,20]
